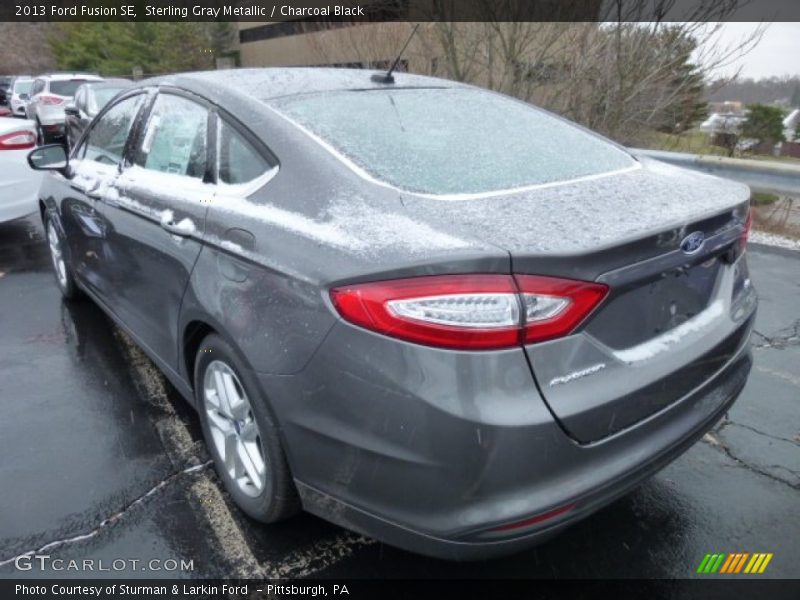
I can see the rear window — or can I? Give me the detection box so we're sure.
[49,79,89,97]
[271,88,635,196]
[13,80,33,94]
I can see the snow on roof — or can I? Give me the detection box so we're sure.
[162,67,460,101]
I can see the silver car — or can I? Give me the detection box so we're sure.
[28,68,757,560]
[26,73,102,143]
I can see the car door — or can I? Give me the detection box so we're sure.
[60,92,147,297]
[101,89,212,370]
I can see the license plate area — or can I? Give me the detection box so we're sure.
[585,257,722,350]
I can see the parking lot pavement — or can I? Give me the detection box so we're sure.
[0,213,797,579]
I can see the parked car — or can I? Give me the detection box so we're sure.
[0,76,12,105]
[8,77,34,118]
[0,118,40,222]
[28,68,757,560]
[65,80,131,149]
[25,73,102,144]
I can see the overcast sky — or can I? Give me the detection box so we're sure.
[706,22,800,79]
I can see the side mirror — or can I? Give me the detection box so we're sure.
[19,93,29,101]
[64,104,79,116]
[28,144,68,171]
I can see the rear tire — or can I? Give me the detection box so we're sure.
[45,216,81,300]
[194,334,300,523]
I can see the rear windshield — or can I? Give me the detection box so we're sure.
[49,79,89,97]
[13,80,33,94]
[272,88,635,196]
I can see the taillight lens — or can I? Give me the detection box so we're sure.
[41,95,65,106]
[0,131,36,151]
[515,275,609,344]
[330,274,608,350]
[741,208,753,246]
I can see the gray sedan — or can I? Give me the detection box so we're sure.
[28,68,757,560]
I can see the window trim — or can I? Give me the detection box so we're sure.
[214,107,280,190]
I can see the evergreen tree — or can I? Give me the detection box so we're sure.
[741,104,785,146]
[49,21,235,78]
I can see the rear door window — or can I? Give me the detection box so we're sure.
[137,94,209,180]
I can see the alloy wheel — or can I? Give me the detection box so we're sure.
[47,222,68,289]
[203,360,267,497]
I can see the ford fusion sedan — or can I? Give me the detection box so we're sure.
[29,68,757,560]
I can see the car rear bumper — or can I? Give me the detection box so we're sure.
[0,149,43,223]
[255,314,754,560]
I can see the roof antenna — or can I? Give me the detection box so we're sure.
[371,24,420,84]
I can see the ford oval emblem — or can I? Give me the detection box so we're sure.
[680,231,705,255]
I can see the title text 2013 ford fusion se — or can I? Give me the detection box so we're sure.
[29,69,757,560]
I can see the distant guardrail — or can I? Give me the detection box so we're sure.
[633,148,800,196]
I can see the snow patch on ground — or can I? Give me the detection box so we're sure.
[750,231,800,252]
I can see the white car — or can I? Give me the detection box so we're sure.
[9,77,34,118]
[0,118,41,223]
[26,73,102,144]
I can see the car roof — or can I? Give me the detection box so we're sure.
[141,67,462,103]
[38,73,103,81]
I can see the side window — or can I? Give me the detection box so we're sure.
[80,94,144,165]
[217,119,272,185]
[138,94,208,179]
[32,79,44,95]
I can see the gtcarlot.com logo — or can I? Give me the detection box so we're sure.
[697,552,773,574]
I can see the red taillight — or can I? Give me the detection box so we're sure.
[40,95,65,106]
[741,208,753,246]
[330,274,608,350]
[515,275,609,344]
[0,130,36,151]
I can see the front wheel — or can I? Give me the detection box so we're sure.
[46,216,81,300]
[195,334,300,523]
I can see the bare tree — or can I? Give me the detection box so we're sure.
[308,0,764,144]
[0,23,59,74]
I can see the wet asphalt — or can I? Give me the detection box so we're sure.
[0,213,798,580]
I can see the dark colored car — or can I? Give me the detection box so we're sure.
[28,68,757,560]
[0,76,12,105]
[65,80,132,149]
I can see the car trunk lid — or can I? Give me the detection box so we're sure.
[400,158,753,443]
